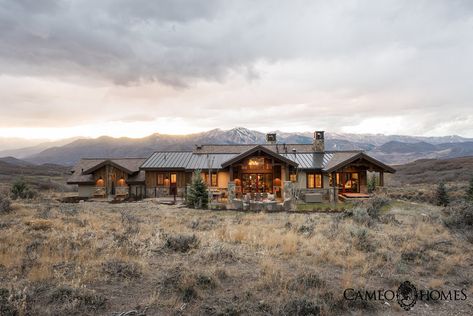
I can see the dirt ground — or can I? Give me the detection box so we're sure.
[1,197,472,315]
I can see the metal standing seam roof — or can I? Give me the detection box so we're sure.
[140,152,193,169]
[187,154,237,170]
[281,152,334,169]
[139,150,395,173]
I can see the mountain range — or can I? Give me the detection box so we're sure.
[1,127,473,166]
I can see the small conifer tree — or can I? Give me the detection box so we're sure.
[435,182,449,206]
[367,174,377,194]
[187,169,209,209]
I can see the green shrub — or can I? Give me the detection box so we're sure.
[367,174,377,193]
[435,182,449,206]
[186,169,209,209]
[11,179,37,200]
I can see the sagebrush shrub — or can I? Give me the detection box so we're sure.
[443,201,473,229]
[0,194,12,214]
[165,234,199,252]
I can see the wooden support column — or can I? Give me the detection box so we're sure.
[230,166,234,181]
[379,171,384,187]
[332,171,337,204]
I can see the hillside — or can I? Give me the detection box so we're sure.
[0,157,70,177]
[0,127,471,166]
[387,156,473,185]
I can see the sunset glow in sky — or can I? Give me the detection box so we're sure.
[1,0,473,140]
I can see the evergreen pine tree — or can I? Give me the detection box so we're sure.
[367,174,377,194]
[187,169,209,209]
[435,182,449,206]
[467,177,473,202]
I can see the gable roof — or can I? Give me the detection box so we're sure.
[82,158,145,174]
[323,152,396,173]
[67,158,146,184]
[220,145,298,168]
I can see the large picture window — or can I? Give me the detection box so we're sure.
[203,172,218,187]
[307,173,323,188]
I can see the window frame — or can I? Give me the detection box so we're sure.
[306,172,323,189]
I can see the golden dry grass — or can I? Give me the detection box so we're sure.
[0,198,472,315]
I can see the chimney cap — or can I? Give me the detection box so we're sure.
[314,131,325,140]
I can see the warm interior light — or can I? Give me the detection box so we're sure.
[96,178,105,187]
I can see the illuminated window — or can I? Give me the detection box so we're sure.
[157,173,165,185]
[117,178,126,186]
[203,172,218,186]
[96,178,105,187]
[307,173,323,188]
[307,174,315,189]
[170,173,177,184]
[290,173,297,183]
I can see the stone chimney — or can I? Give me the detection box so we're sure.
[313,131,325,152]
[266,133,277,144]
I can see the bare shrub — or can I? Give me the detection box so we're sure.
[121,210,140,235]
[290,272,325,290]
[196,274,216,289]
[0,287,27,315]
[282,298,321,316]
[102,260,142,280]
[164,234,199,252]
[204,244,237,263]
[48,286,107,313]
[0,194,12,214]
[297,223,315,237]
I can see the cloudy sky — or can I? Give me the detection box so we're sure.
[0,0,472,140]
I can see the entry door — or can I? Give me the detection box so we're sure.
[170,173,177,195]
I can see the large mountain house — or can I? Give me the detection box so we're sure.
[67,131,395,203]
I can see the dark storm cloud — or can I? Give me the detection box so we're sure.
[0,0,473,136]
[1,0,470,87]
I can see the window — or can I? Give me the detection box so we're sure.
[170,173,177,184]
[307,173,323,189]
[157,173,165,185]
[290,172,297,183]
[117,178,126,186]
[203,172,218,186]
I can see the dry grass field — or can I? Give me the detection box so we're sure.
[1,195,472,315]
